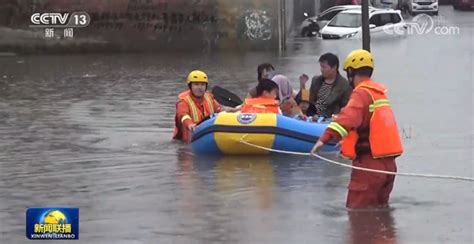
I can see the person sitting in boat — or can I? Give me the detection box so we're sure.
[296,53,352,120]
[173,70,236,143]
[241,79,280,113]
[295,89,317,117]
[247,63,275,98]
[271,74,307,120]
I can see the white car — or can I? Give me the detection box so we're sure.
[402,0,439,16]
[371,0,402,10]
[319,8,407,39]
[299,5,374,37]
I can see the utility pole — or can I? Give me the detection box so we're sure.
[361,0,370,51]
[278,0,287,52]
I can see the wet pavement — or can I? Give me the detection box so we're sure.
[0,6,473,244]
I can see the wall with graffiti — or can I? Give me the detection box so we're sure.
[0,0,279,53]
[216,0,278,50]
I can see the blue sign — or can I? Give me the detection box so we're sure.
[26,207,79,240]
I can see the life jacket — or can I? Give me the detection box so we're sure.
[240,97,279,113]
[173,90,215,140]
[332,80,403,159]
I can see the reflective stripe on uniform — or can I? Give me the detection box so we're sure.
[369,99,390,112]
[203,94,215,114]
[185,96,199,122]
[328,122,348,138]
[181,115,192,123]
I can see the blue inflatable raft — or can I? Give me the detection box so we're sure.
[191,112,339,155]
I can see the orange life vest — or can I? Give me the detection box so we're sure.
[173,90,215,140]
[240,97,279,113]
[178,90,215,123]
[331,80,403,159]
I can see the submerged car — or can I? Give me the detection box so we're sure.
[320,8,406,39]
[299,5,371,37]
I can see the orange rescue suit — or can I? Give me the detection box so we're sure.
[173,90,219,143]
[328,80,403,159]
[319,79,403,209]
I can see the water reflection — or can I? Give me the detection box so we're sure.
[214,156,275,210]
[174,153,278,242]
[346,209,398,244]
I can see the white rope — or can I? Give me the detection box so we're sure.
[238,135,474,182]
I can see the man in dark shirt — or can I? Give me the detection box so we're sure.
[298,53,352,119]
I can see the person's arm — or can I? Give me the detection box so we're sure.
[299,74,309,90]
[319,91,367,144]
[176,100,196,131]
[308,76,320,105]
[312,91,368,153]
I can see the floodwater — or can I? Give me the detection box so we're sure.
[0,6,472,244]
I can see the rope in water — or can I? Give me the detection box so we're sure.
[238,135,474,182]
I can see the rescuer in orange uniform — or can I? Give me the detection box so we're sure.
[311,49,403,209]
[173,70,235,143]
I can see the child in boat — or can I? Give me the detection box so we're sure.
[240,79,280,113]
[296,89,318,117]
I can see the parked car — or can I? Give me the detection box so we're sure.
[299,5,370,37]
[453,0,474,9]
[402,0,439,15]
[370,0,402,9]
[320,8,406,39]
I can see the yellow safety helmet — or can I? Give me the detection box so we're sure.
[186,70,208,84]
[343,49,374,71]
